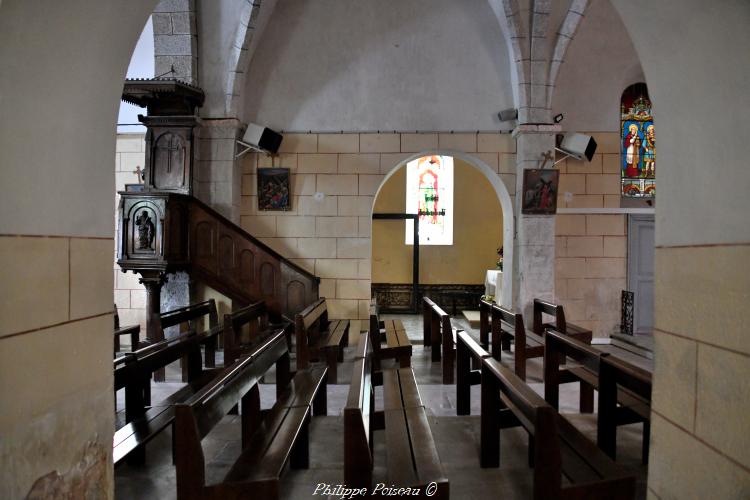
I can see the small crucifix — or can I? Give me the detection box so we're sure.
[132,165,143,184]
[539,150,554,169]
[164,136,181,173]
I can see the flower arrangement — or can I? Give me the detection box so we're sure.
[496,246,504,271]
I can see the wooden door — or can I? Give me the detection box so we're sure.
[627,215,655,335]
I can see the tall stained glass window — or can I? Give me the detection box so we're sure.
[621,83,655,198]
[405,155,454,245]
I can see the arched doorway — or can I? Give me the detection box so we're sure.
[370,150,514,310]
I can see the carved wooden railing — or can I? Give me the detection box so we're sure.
[117,192,319,321]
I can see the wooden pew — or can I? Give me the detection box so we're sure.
[456,330,491,416]
[295,298,349,381]
[112,327,222,465]
[160,299,219,371]
[532,298,592,344]
[544,328,651,464]
[480,356,636,500]
[490,303,543,381]
[114,303,140,354]
[345,334,449,498]
[344,332,375,489]
[424,298,460,384]
[598,353,652,464]
[369,304,412,371]
[174,328,327,500]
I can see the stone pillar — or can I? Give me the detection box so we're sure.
[139,271,168,380]
[161,271,192,338]
[512,124,561,320]
[195,118,243,224]
[153,0,198,85]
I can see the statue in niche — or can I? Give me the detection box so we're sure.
[135,210,155,250]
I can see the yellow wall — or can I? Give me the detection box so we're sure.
[372,159,502,284]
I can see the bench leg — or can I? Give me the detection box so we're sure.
[515,348,526,382]
[126,445,146,466]
[456,343,470,416]
[442,348,454,385]
[326,349,338,385]
[580,383,594,413]
[480,364,500,468]
[399,353,411,368]
[290,417,310,469]
[205,337,216,368]
[242,384,262,449]
[642,420,651,465]
[313,372,328,416]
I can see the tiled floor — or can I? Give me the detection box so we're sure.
[115,314,649,499]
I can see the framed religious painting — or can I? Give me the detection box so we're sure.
[521,169,559,215]
[257,168,291,211]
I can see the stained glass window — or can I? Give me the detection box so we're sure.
[621,83,655,198]
[405,155,454,245]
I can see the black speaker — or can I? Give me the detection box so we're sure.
[242,123,283,154]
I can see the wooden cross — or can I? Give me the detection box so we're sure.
[539,150,554,169]
[132,166,143,184]
[164,136,180,173]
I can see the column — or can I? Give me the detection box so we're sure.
[512,124,561,320]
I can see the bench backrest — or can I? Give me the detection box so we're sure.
[368,304,383,351]
[490,303,525,357]
[160,299,218,333]
[543,328,606,409]
[532,298,565,334]
[174,328,289,496]
[296,297,328,331]
[344,332,373,488]
[600,354,652,403]
[421,296,438,345]
[114,329,203,391]
[223,301,270,365]
[479,298,492,346]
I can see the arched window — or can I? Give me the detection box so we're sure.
[405,155,454,245]
[621,83,655,198]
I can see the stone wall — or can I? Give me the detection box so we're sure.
[239,132,516,319]
[553,132,629,338]
[113,134,148,341]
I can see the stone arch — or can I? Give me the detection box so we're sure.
[225,1,277,116]
[547,0,590,108]
[372,149,515,308]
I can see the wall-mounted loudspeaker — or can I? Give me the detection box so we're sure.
[559,133,597,162]
[242,123,283,154]
[497,108,518,122]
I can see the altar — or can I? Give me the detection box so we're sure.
[484,269,503,304]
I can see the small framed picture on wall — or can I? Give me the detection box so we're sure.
[257,168,291,211]
[521,169,559,215]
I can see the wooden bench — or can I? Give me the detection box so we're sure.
[345,333,449,497]
[532,298,592,344]
[456,330,491,416]
[112,328,222,465]
[424,297,461,384]
[369,304,412,371]
[175,328,328,500]
[295,298,349,382]
[114,303,140,354]
[543,328,651,464]
[160,299,219,372]
[490,303,543,381]
[480,356,636,500]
